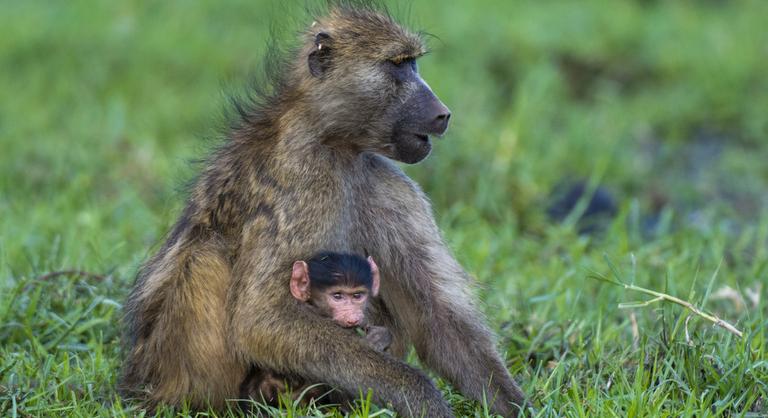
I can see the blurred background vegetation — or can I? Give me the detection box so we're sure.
[1,1,766,416]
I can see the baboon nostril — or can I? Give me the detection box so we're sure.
[433,112,451,135]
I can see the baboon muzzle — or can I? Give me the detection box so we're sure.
[425,95,451,136]
[409,78,451,137]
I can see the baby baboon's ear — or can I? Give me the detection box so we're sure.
[368,256,380,297]
[308,32,332,77]
[290,261,312,302]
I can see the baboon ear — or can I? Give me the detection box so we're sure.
[368,256,380,297]
[290,261,311,302]
[308,32,332,78]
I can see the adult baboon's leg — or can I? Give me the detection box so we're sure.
[122,237,246,409]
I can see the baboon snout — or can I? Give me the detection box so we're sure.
[433,108,451,136]
[335,309,364,327]
[427,99,451,136]
[409,77,451,137]
[340,315,362,327]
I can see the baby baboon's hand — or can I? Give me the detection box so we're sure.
[365,325,392,352]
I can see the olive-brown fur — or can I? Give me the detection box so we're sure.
[121,5,526,417]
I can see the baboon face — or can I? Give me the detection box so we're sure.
[381,57,451,164]
[305,9,451,164]
[290,254,380,328]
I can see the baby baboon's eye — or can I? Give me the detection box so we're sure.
[332,292,343,300]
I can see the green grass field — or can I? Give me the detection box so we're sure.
[2,1,767,417]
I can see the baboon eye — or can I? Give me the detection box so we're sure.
[390,57,416,70]
[309,32,333,78]
[352,293,363,300]
[387,57,417,82]
[332,292,343,300]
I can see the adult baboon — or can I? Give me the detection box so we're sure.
[122,4,527,417]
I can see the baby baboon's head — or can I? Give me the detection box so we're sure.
[298,6,451,164]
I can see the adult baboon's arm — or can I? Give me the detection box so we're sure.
[398,238,528,417]
[364,169,528,416]
[228,265,454,418]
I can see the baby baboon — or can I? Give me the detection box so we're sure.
[241,252,391,408]
[122,5,527,417]
[289,252,391,350]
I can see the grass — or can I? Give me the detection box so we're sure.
[1,1,767,417]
